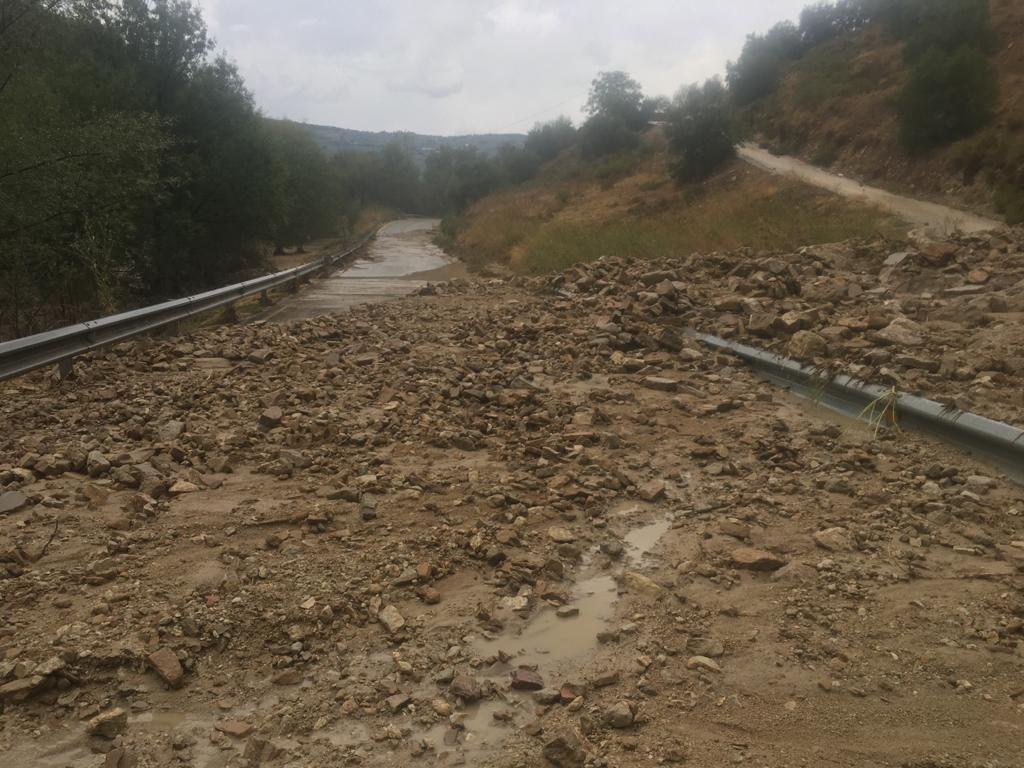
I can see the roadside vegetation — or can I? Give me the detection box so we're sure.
[444,139,905,275]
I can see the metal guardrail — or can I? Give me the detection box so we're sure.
[0,228,381,382]
[688,329,1024,486]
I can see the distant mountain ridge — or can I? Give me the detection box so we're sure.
[278,120,524,159]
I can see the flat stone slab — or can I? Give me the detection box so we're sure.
[0,491,29,515]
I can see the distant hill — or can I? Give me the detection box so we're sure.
[280,121,524,161]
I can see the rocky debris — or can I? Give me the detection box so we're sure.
[605,700,637,728]
[623,571,665,599]
[168,479,200,495]
[385,692,411,712]
[0,230,1023,766]
[638,479,666,502]
[0,490,28,515]
[449,673,482,703]
[86,707,128,739]
[259,406,283,429]
[875,317,924,347]
[271,669,302,686]
[730,548,787,572]
[86,450,110,477]
[543,731,587,767]
[378,605,406,634]
[158,420,186,441]
[643,376,679,393]
[548,526,576,543]
[147,647,184,687]
[813,527,854,552]
[686,656,722,673]
[214,720,253,738]
[511,666,545,691]
[787,331,828,359]
[552,229,1024,426]
[0,675,46,702]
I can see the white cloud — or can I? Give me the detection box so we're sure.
[193,0,809,135]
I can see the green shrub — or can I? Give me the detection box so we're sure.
[994,183,1024,226]
[811,143,840,167]
[667,79,736,183]
[898,46,996,151]
[727,22,803,105]
[525,117,577,161]
[579,114,640,158]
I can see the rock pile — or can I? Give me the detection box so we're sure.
[0,240,1022,767]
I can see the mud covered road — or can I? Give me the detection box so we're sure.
[1,226,1023,768]
[263,219,466,323]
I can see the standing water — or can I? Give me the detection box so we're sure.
[264,218,465,323]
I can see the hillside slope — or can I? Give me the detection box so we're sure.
[749,0,1024,220]
[443,131,906,273]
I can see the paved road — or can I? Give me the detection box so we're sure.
[738,144,1003,236]
[263,218,465,323]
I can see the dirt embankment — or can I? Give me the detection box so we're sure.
[1,242,1024,767]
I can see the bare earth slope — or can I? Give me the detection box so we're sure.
[2,269,1024,767]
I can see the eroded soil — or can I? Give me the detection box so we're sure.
[1,258,1023,767]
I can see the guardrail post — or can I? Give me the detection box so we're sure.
[259,290,271,306]
[57,357,74,380]
[221,302,238,324]
[289,278,299,294]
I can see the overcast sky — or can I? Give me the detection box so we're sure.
[194,0,809,136]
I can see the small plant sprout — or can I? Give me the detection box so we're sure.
[858,387,901,438]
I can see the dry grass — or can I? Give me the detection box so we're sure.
[447,149,907,274]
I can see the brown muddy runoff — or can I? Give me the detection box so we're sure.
[264,219,466,323]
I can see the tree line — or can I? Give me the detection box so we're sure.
[0,0,344,337]
[0,0,562,338]
[724,0,996,151]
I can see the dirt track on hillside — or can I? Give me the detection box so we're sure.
[2,254,1024,767]
[738,144,1004,237]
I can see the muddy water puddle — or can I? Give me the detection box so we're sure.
[418,516,672,762]
[475,515,671,668]
[418,698,522,763]
[130,709,231,767]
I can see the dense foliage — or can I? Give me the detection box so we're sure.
[727,22,804,106]
[579,71,652,158]
[667,79,736,183]
[0,0,357,336]
[0,1,577,338]
[898,46,997,151]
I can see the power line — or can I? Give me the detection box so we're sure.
[486,89,589,134]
